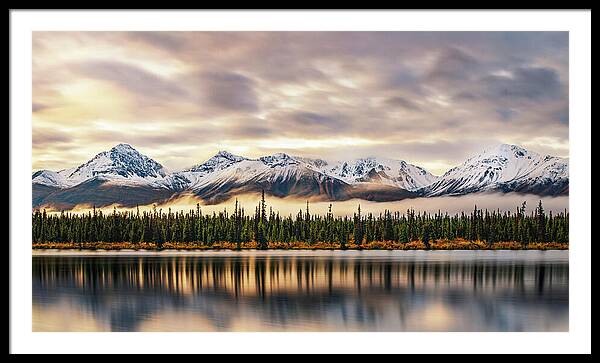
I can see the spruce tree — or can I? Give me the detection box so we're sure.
[422,222,431,250]
[353,204,364,246]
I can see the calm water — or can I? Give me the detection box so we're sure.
[32,250,568,332]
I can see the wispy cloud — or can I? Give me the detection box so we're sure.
[32,31,569,174]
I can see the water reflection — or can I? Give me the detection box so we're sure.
[32,251,568,332]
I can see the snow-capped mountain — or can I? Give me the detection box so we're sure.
[32,143,569,209]
[317,157,438,191]
[184,153,352,203]
[173,150,248,187]
[179,152,337,191]
[32,143,170,188]
[423,144,569,196]
[31,169,72,189]
[184,150,247,176]
[32,144,180,209]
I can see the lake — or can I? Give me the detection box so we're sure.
[32,250,569,332]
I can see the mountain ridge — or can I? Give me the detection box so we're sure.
[421,144,568,196]
[32,143,569,209]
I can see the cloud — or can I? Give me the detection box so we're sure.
[290,112,342,128]
[427,47,480,83]
[554,105,569,125]
[225,123,273,138]
[482,66,563,102]
[196,71,259,113]
[451,91,479,101]
[32,128,73,146]
[384,96,422,111]
[32,32,569,174]
[74,60,187,101]
[496,108,519,121]
[125,31,186,51]
[32,102,48,112]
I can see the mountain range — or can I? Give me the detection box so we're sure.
[32,143,569,209]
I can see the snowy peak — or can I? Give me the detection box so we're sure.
[67,143,166,180]
[259,153,300,168]
[32,170,67,188]
[184,152,340,194]
[110,143,137,153]
[486,143,528,156]
[32,143,569,203]
[321,157,438,191]
[168,150,248,189]
[33,144,168,189]
[426,144,568,196]
[186,150,246,174]
[215,150,243,160]
[444,143,566,181]
[293,156,329,169]
[455,144,530,176]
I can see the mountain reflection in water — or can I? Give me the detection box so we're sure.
[32,251,568,332]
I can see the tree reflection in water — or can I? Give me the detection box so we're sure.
[32,251,568,332]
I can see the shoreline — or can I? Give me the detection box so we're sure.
[32,240,568,252]
[32,250,570,259]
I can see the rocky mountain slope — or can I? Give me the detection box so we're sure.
[32,143,568,209]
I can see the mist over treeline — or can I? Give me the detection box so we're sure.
[39,192,569,217]
[33,191,568,248]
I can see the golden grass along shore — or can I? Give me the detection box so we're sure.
[32,239,568,251]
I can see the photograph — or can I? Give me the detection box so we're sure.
[10,10,591,355]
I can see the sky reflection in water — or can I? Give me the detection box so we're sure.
[32,250,568,332]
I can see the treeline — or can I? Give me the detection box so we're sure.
[32,192,568,249]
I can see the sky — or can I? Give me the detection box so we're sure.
[32,32,569,175]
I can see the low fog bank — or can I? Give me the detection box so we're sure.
[49,192,568,217]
